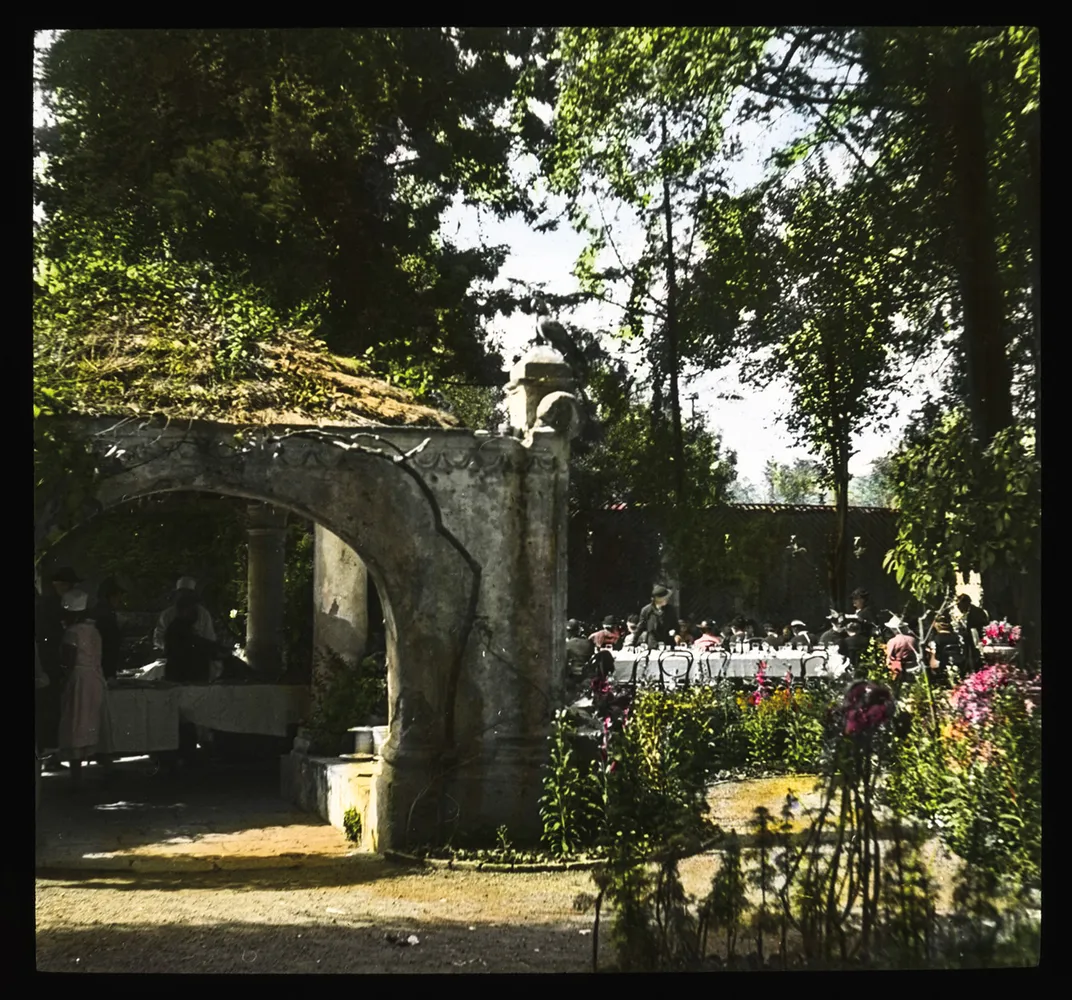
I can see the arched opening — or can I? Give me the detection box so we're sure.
[36,411,573,852]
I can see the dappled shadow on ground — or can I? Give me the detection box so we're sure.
[36,755,353,867]
[35,918,594,974]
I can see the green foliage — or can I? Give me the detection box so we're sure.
[883,407,1039,603]
[343,807,362,844]
[569,362,739,513]
[36,28,550,384]
[763,459,828,504]
[539,710,606,858]
[308,652,388,756]
[884,667,1041,891]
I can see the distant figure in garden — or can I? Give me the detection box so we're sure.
[842,617,872,676]
[620,614,642,649]
[93,577,125,680]
[850,588,877,637]
[153,577,217,651]
[154,576,220,679]
[884,615,919,679]
[566,619,594,689]
[954,593,989,672]
[165,591,252,685]
[57,588,112,785]
[35,566,81,769]
[790,619,814,649]
[818,612,845,648]
[693,621,721,651]
[636,585,680,648]
[588,615,621,650]
[926,612,963,685]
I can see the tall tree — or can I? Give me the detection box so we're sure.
[35,28,555,387]
[543,27,770,505]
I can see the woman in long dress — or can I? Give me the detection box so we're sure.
[57,589,112,785]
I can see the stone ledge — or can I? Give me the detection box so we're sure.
[280,751,381,852]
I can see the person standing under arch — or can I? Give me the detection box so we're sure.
[57,589,113,786]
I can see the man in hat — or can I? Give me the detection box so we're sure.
[620,614,643,650]
[953,593,988,673]
[637,586,680,648]
[884,615,919,679]
[35,566,80,767]
[153,577,217,651]
[850,588,877,638]
[693,621,722,652]
[589,615,622,650]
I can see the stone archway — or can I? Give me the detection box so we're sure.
[35,349,583,849]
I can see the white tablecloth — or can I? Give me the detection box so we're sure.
[177,685,310,736]
[611,647,848,685]
[105,683,312,753]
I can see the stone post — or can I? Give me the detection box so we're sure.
[312,524,369,693]
[246,503,288,675]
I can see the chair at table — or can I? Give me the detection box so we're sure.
[799,650,829,685]
[658,647,693,690]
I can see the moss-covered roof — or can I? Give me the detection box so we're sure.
[33,327,460,429]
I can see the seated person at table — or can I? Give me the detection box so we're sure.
[779,624,795,647]
[566,619,594,684]
[589,616,622,650]
[676,620,696,646]
[637,586,680,648]
[819,613,845,647]
[620,614,643,649]
[841,618,872,676]
[790,619,815,649]
[693,621,722,651]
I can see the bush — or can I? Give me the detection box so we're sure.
[308,652,387,756]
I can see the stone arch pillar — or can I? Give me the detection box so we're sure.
[246,503,287,674]
[312,523,369,694]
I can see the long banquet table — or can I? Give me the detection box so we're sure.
[105,681,311,754]
[610,646,849,687]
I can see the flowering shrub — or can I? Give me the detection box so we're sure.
[885,666,1041,889]
[950,663,1018,726]
[981,620,1021,647]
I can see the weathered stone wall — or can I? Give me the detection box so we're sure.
[43,404,573,849]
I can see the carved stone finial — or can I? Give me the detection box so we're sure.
[502,345,576,438]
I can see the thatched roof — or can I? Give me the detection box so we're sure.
[33,327,459,429]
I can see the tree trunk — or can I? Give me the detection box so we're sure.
[943,70,1014,447]
[832,439,850,612]
[661,113,686,506]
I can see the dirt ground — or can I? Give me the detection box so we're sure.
[35,862,603,973]
[34,763,968,973]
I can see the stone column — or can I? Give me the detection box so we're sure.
[312,524,369,690]
[246,503,288,675]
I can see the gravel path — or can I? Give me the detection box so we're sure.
[36,863,600,973]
